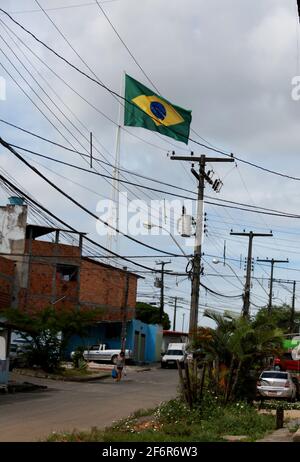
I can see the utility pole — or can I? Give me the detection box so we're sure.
[257,258,289,314]
[230,231,273,317]
[121,269,130,352]
[171,153,234,337]
[289,281,296,334]
[273,278,296,333]
[172,296,178,331]
[291,280,296,334]
[157,261,171,324]
[182,313,185,332]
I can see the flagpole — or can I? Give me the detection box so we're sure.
[106,72,125,261]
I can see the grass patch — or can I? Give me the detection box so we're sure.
[46,395,275,442]
[47,427,104,442]
[60,368,94,377]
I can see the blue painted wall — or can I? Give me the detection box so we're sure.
[67,320,162,363]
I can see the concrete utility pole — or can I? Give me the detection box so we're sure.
[172,296,178,331]
[230,231,273,317]
[157,261,171,324]
[171,153,234,337]
[121,269,130,352]
[273,278,296,333]
[257,258,289,314]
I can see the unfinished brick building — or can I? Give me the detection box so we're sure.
[0,199,138,319]
[0,198,162,368]
[0,256,14,310]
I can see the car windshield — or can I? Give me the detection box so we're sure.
[167,350,184,356]
[261,372,288,379]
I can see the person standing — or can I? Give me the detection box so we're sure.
[115,351,125,382]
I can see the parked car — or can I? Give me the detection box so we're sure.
[274,353,300,372]
[161,343,187,368]
[70,344,133,364]
[9,342,30,370]
[291,376,300,400]
[257,370,297,401]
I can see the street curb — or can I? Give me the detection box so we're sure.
[293,428,300,442]
[67,374,111,382]
[12,369,110,382]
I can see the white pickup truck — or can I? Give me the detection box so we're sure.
[71,344,133,364]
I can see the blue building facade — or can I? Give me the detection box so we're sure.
[67,319,162,363]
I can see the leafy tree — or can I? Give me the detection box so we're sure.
[136,302,171,330]
[253,305,300,333]
[4,306,102,372]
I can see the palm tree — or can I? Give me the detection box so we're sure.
[192,309,283,402]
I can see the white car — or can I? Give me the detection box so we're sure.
[71,344,132,364]
[161,343,187,368]
[257,370,297,401]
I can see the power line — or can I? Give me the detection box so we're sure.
[0,26,173,224]
[0,172,161,272]
[0,138,180,257]
[200,282,242,299]
[3,122,300,219]
[94,0,159,93]
[2,7,300,182]
[9,1,119,14]
[0,17,167,153]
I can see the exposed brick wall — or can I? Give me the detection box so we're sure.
[80,259,137,320]
[19,240,138,320]
[20,240,80,312]
[25,240,81,259]
[0,256,14,309]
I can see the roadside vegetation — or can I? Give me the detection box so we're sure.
[20,306,300,441]
[47,397,275,442]
[5,306,103,372]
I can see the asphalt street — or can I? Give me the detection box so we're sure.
[0,367,179,442]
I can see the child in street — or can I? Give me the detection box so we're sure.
[115,351,125,382]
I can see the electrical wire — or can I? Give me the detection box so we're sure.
[2,7,300,182]
[0,138,184,257]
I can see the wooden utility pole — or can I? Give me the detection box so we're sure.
[257,258,289,314]
[230,231,273,317]
[157,260,171,324]
[273,278,296,332]
[121,269,130,352]
[291,280,296,333]
[171,153,234,337]
[172,296,178,331]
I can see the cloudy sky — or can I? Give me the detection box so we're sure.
[1,0,300,330]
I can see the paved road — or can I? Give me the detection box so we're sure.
[0,368,179,442]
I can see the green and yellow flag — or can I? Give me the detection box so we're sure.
[124,74,192,144]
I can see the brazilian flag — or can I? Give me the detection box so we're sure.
[124,74,192,144]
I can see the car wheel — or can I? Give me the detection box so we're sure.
[111,355,118,365]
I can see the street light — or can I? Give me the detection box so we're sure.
[143,222,190,261]
[212,258,244,288]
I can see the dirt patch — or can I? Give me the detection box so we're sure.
[132,416,161,432]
